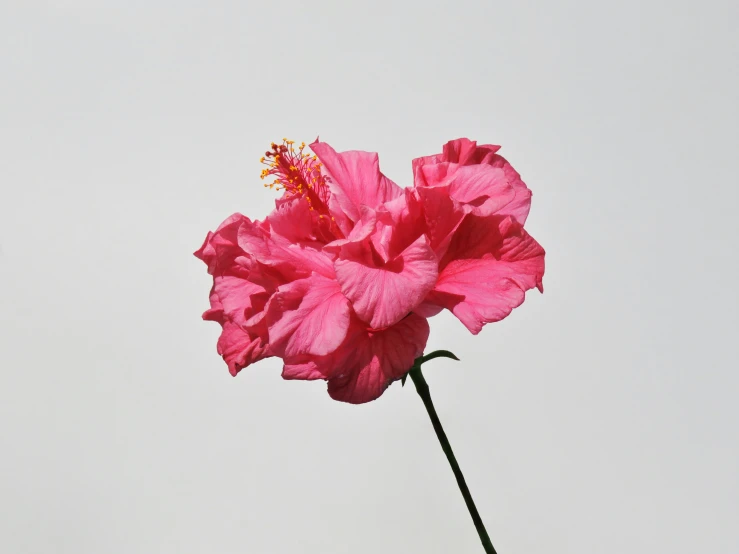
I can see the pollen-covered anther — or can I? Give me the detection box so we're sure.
[258,138,331,211]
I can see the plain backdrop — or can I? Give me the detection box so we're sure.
[1,1,738,553]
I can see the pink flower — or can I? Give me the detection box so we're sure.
[195,138,545,403]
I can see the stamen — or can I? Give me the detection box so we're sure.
[259,138,331,209]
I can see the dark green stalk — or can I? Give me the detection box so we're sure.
[408,366,497,554]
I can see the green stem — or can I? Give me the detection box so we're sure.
[409,366,497,554]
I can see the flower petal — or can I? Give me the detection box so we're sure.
[418,163,521,216]
[310,140,402,227]
[483,152,532,224]
[440,138,501,165]
[237,217,335,280]
[412,299,445,319]
[416,185,466,258]
[411,138,501,174]
[373,189,426,261]
[194,213,250,276]
[203,277,272,375]
[335,234,438,329]
[281,358,330,381]
[413,138,532,224]
[327,313,430,404]
[431,214,545,334]
[195,214,279,375]
[265,273,352,358]
[214,321,271,376]
[268,196,315,243]
[203,276,262,326]
[324,205,378,251]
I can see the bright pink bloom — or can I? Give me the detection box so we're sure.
[196,138,545,403]
[412,138,545,332]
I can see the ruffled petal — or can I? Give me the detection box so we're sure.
[416,185,466,258]
[483,152,531,224]
[431,214,545,334]
[335,234,438,329]
[203,276,272,375]
[412,298,445,319]
[281,358,329,381]
[310,140,402,229]
[412,138,532,224]
[324,205,378,251]
[194,213,250,276]
[214,322,270,376]
[203,276,261,325]
[373,189,426,261]
[237,217,335,280]
[418,163,526,218]
[265,273,352,358]
[412,138,501,174]
[326,313,430,404]
[268,196,315,243]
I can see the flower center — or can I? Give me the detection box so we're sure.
[260,139,331,214]
[259,138,344,242]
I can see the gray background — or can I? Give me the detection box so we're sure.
[1,1,737,553]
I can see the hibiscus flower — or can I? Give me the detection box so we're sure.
[195,138,545,404]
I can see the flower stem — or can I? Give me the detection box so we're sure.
[408,366,498,554]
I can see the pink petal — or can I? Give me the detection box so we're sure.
[412,139,532,224]
[203,276,272,375]
[373,189,426,261]
[269,196,315,243]
[411,152,443,175]
[412,299,445,319]
[195,214,280,375]
[281,358,329,381]
[335,234,438,329]
[324,205,378,251]
[310,140,402,227]
[440,138,501,165]
[215,321,271,377]
[327,313,430,404]
[418,163,523,217]
[265,273,352,358]
[237,217,335,280]
[432,215,545,334]
[204,275,263,326]
[194,213,250,276]
[237,258,286,296]
[411,138,501,174]
[416,185,466,258]
[482,153,532,224]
